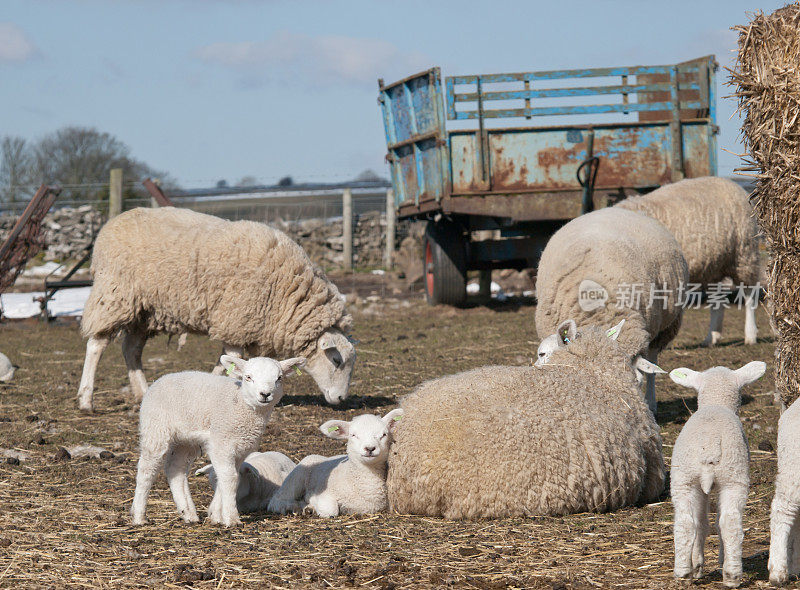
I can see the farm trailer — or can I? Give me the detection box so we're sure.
[378,55,718,305]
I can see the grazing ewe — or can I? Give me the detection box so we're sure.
[535,206,688,414]
[195,451,296,514]
[77,207,354,411]
[669,361,766,587]
[0,352,15,382]
[616,176,761,347]
[131,354,305,527]
[269,409,403,518]
[768,395,800,586]
[388,323,666,519]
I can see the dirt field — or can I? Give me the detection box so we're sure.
[0,294,787,589]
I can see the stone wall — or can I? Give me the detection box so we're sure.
[0,206,103,262]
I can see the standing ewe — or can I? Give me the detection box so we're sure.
[77,207,355,412]
[616,177,761,347]
[387,324,666,519]
[535,207,688,414]
[269,409,403,517]
[669,361,766,587]
[768,395,800,586]
[195,451,296,514]
[131,354,305,527]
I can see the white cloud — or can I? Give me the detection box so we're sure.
[0,23,38,63]
[194,31,431,87]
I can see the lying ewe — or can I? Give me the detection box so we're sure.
[196,451,296,514]
[768,395,800,586]
[131,354,305,527]
[535,207,688,414]
[669,361,766,587]
[616,177,761,347]
[0,352,15,382]
[77,207,354,412]
[269,409,403,518]
[388,323,666,519]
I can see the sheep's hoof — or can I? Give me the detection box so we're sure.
[722,572,742,588]
[769,570,788,587]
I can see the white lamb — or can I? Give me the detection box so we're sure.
[268,409,404,518]
[669,361,766,587]
[0,352,15,382]
[195,451,296,514]
[131,354,305,527]
[768,395,800,586]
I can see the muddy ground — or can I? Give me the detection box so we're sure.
[0,290,788,589]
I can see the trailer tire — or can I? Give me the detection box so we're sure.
[423,220,467,306]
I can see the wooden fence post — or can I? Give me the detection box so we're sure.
[108,168,123,218]
[342,188,353,271]
[384,188,395,269]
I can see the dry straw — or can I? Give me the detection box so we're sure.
[729,2,800,407]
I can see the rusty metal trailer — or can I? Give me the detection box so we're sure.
[378,55,718,305]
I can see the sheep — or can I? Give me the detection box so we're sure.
[387,323,666,520]
[269,409,404,518]
[195,451,296,514]
[131,354,305,527]
[535,206,688,414]
[669,361,766,587]
[616,176,761,347]
[0,352,15,382]
[76,207,355,412]
[768,396,800,586]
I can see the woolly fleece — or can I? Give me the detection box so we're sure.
[387,327,665,519]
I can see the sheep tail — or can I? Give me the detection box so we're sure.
[699,439,721,494]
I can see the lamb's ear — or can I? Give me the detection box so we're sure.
[557,320,577,345]
[320,420,350,440]
[734,361,766,388]
[635,357,666,375]
[606,319,625,341]
[220,355,246,378]
[319,333,337,351]
[669,367,702,389]
[279,357,306,376]
[382,408,404,432]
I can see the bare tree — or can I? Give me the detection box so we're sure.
[0,135,34,203]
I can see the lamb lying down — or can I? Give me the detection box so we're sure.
[268,409,404,518]
[196,451,296,514]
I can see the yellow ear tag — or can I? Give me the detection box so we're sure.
[328,425,339,433]
[294,366,303,376]
[673,371,686,379]
[393,415,402,422]
[225,363,235,376]
[607,328,617,338]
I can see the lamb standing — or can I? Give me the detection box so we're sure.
[768,395,800,586]
[195,451,296,514]
[535,206,688,414]
[77,207,355,412]
[131,354,305,527]
[669,361,766,587]
[388,323,666,519]
[269,409,403,518]
[616,176,761,347]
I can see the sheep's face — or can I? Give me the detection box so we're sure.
[304,330,356,405]
[220,355,306,409]
[320,409,404,466]
[535,319,577,367]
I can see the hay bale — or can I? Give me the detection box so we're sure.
[730,2,800,407]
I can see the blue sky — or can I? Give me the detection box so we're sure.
[0,0,787,188]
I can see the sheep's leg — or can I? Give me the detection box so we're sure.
[790,512,800,576]
[131,447,167,525]
[77,335,111,412]
[211,344,244,376]
[703,307,725,347]
[122,329,149,401]
[206,448,240,527]
[691,489,709,579]
[769,494,800,585]
[268,461,311,514]
[308,493,340,518]
[165,445,199,523]
[673,486,703,580]
[718,484,747,588]
[744,287,758,345]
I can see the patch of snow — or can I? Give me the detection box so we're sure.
[0,286,92,319]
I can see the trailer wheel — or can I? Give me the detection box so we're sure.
[423,220,467,306]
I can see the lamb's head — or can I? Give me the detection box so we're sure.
[669,361,766,412]
[220,355,306,409]
[320,409,404,467]
[303,329,356,405]
[535,319,577,367]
